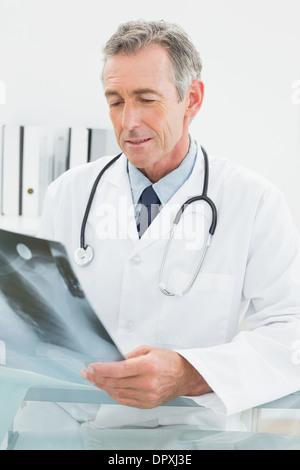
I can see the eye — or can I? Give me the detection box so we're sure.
[110,101,123,108]
[141,99,155,103]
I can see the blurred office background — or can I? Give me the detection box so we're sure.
[0,0,299,233]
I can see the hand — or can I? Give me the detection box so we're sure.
[80,345,212,409]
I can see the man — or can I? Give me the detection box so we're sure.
[39,20,300,416]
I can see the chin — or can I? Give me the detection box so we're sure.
[128,156,151,169]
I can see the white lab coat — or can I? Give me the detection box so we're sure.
[38,145,300,416]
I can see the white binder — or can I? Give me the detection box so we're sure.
[22,126,41,217]
[22,126,54,217]
[69,127,89,169]
[88,128,120,162]
[1,125,22,216]
[52,127,70,179]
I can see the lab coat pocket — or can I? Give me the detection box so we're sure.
[157,271,235,348]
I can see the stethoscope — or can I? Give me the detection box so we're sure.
[74,147,217,297]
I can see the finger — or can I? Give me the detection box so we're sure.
[87,356,142,382]
[92,370,157,390]
[125,345,152,360]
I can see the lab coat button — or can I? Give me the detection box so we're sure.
[125,321,135,332]
[130,255,141,265]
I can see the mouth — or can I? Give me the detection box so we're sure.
[126,137,152,146]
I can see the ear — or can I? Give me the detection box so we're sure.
[185,80,204,118]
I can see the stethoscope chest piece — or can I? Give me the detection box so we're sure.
[74,245,94,266]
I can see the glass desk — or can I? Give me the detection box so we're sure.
[3,387,300,450]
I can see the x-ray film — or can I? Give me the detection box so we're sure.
[0,229,124,384]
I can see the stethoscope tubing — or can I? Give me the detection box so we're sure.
[80,153,122,249]
[173,147,217,235]
[76,147,218,296]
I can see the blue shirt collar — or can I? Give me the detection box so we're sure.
[127,137,198,206]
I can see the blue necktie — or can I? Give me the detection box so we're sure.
[137,185,161,237]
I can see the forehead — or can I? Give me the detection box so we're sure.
[103,45,175,93]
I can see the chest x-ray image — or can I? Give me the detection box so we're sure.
[0,229,124,384]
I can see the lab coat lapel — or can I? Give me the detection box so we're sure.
[101,153,139,244]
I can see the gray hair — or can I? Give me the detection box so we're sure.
[102,20,202,101]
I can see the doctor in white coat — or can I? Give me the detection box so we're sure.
[39,20,300,417]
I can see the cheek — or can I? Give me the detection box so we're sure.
[163,109,186,141]
[146,108,172,140]
[109,110,120,127]
[109,113,123,138]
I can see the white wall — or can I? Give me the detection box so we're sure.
[0,0,299,229]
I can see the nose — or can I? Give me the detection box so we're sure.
[122,103,140,130]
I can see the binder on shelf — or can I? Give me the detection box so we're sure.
[22,126,71,217]
[52,127,70,180]
[38,128,55,216]
[0,125,118,222]
[22,126,54,218]
[69,127,89,169]
[88,128,120,162]
[88,128,106,162]
[1,125,22,216]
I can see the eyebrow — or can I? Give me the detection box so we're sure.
[132,88,162,97]
[105,88,163,98]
